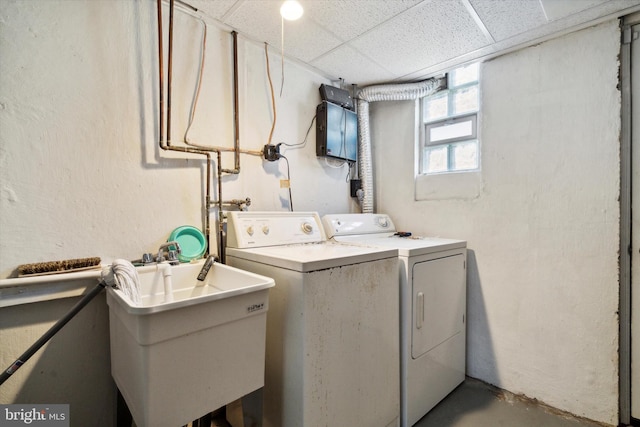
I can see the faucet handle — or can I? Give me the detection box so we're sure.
[167,250,180,265]
[197,255,217,281]
[166,241,182,254]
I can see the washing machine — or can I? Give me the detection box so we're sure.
[225,211,400,427]
[322,213,467,427]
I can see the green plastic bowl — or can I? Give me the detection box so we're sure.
[168,225,207,262]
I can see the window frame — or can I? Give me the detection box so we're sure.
[419,64,480,175]
[425,113,477,146]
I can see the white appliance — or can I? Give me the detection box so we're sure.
[225,211,400,427]
[322,213,467,427]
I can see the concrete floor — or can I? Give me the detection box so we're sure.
[414,378,608,427]
[165,378,610,427]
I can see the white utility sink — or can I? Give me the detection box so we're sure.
[108,259,274,314]
[106,259,275,427]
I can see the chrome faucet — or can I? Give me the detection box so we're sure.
[157,241,182,264]
[197,255,218,281]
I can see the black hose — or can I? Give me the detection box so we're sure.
[0,281,108,386]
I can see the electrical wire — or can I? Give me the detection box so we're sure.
[265,43,277,146]
[280,154,294,211]
[184,17,207,143]
[324,157,347,168]
[281,113,316,148]
[280,16,285,97]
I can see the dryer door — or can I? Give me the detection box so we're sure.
[412,254,466,359]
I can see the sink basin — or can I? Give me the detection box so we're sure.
[108,259,274,314]
[106,259,275,427]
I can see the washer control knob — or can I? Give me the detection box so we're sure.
[246,226,254,236]
[262,225,270,235]
[301,222,314,234]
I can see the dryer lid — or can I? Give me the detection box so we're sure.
[322,213,396,239]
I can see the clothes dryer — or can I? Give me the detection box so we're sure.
[323,213,467,427]
[225,211,400,427]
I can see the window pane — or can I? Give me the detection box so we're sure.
[424,92,448,122]
[424,146,448,173]
[452,86,478,115]
[449,63,479,87]
[451,141,478,171]
[429,119,473,143]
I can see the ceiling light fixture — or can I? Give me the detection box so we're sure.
[280,0,303,21]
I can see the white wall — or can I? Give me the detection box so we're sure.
[0,1,357,424]
[371,21,620,425]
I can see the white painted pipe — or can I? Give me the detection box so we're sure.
[158,263,174,303]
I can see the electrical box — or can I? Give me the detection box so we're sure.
[316,101,358,163]
[319,84,354,110]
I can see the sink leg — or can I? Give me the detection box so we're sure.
[116,389,134,427]
[226,399,244,427]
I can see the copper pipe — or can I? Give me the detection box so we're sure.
[157,1,255,260]
[217,151,224,262]
[157,0,164,145]
[205,155,211,254]
[167,0,174,146]
[232,31,240,172]
[157,0,212,255]
[217,198,251,209]
[184,142,261,157]
[181,31,246,173]
[175,0,197,12]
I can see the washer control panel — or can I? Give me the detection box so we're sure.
[226,211,325,248]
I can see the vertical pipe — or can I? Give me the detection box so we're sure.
[232,31,240,172]
[158,0,211,258]
[157,0,164,146]
[167,0,175,145]
[205,156,211,256]
[217,151,225,262]
[618,21,633,426]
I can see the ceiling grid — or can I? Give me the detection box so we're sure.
[188,0,640,85]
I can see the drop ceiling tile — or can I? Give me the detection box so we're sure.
[538,0,608,21]
[469,0,547,41]
[305,0,423,41]
[176,0,640,85]
[282,20,345,62]
[221,1,289,46]
[223,0,343,63]
[311,44,397,85]
[188,0,237,20]
[351,0,490,78]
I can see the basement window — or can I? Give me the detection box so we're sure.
[421,63,480,174]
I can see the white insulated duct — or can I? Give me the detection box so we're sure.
[356,78,445,213]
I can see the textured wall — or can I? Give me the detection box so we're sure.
[0,1,355,425]
[0,0,356,278]
[371,21,621,425]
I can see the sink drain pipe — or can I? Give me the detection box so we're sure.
[356,77,445,213]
